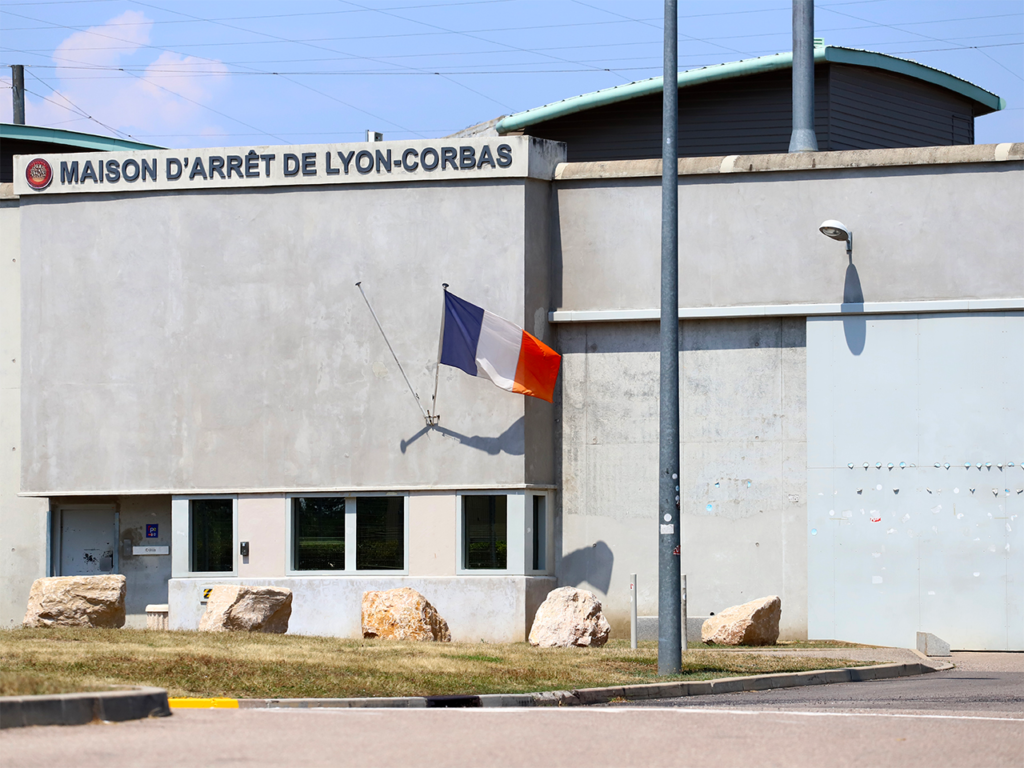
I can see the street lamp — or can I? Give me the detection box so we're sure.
[819,219,853,256]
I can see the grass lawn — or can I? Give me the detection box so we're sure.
[0,629,876,699]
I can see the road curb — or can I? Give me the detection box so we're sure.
[0,686,171,729]
[209,661,936,711]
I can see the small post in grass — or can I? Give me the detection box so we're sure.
[681,574,688,652]
[630,573,638,650]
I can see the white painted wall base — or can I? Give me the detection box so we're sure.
[169,576,556,643]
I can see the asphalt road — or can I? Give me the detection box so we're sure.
[612,654,1024,716]
[2,653,1021,768]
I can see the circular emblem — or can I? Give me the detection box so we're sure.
[25,158,53,190]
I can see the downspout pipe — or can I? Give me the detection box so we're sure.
[11,65,25,125]
[788,0,818,152]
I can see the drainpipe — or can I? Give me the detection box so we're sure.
[788,0,818,152]
[11,65,25,125]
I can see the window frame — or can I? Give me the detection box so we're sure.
[171,495,238,578]
[526,491,554,576]
[285,492,409,576]
[455,491,525,576]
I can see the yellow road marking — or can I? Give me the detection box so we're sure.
[168,698,239,709]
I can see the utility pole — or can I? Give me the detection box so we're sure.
[11,65,25,125]
[788,0,818,152]
[658,0,682,676]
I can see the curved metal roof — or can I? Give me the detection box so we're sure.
[496,46,1005,135]
[0,123,162,151]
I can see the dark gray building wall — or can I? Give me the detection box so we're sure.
[519,64,979,162]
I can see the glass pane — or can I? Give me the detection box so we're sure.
[356,497,404,570]
[293,497,345,571]
[189,499,233,572]
[463,495,507,570]
[532,495,546,571]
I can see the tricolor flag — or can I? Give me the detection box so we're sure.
[440,291,561,403]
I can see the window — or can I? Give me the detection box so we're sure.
[356,497,404,571]
[463,495,507,570]
[189,499,233,573]
[532,495,546,571]
[292,497,345,571]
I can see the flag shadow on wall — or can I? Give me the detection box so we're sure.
[400,416,526,456]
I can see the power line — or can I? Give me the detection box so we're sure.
[25,68,134,138]
[127,0,442,130]
[820,5,1024,82]
[8,41,1020,78]
[0,0,515,30]
[7,10,1021,54]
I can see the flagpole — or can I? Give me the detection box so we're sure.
[429,283,449,427]
[355,281,431,424]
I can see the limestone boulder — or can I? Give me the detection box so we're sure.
[701,595,781,646]
[198,586,292,633]
[361,588,451,642]
[529,587,611,648]
[23,575,126,628]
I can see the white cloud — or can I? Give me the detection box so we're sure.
[2,10,229,141]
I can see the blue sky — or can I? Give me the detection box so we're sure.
[1,0,1021,147]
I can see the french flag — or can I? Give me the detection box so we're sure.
[440,291,561,403]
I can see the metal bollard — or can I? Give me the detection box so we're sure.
[630,573,638,649]
[681,574,688,652]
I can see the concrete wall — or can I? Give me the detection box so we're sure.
[169,574,556,642]
[557,318,807,639]
[0,194,49,627]
[553,159,1024,312]
[20,178,554,495]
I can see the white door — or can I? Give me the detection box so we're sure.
[59,506,117,576]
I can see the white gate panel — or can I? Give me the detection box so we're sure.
[808,312,1023,650]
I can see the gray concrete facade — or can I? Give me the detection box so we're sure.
[4,142,1022,645]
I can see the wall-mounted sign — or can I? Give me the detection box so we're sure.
[25,158,52,190]
[13,136,565,196]
[146,524,159,538]
[132,545,169,555]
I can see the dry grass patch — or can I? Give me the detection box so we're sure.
[0,628,874,699]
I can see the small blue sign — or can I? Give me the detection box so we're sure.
[146,524,159,539]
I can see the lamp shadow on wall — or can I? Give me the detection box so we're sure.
[400,416,525,455]
[841,258,866,356]
[559,540,614,595]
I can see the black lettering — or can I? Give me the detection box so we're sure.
[167,158,182,180]
[105,159,121,183]
[122,159,140,182]
[325,151,339,175]
[245,150,259,178]
[208,156,226,179]
[496,144,513,168]
[459,146,476,169]
[81,161,98,183]
[355,150,374,174]
[375,149,392,174]
[421,147,439,171]
[60,161,79,184]
[226,155,243,178]
[188,157,208,180]
[477,145,495,169]
[338,151,355,174]
[260,153,276,175]
[301,152,316,176]
[283,153,300,177]
[401,148,419,172]
[441,146,458,171]
[141,158,156,181]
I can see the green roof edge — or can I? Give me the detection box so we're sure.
[0,123,162,151]
[496,47,1003,134]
